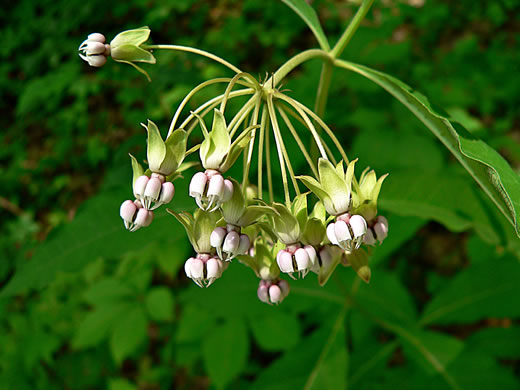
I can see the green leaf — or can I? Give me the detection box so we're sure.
[379,170,499,243]
[72,303,131,349]
[248,310,301,351]
[108,378,138,390]
[202,317,249,389]
[335,59,520,237]
[251,308,347,390]
[0,180,191,298]
[420,257,520,325]
[145,287,175,321]
[400,330,464,376]
[175,305,216,343]
[83,278,133,306]
[280,0,330,51]
[466,327,520,358]
[109,306,148,364]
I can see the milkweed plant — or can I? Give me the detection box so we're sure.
[79,0,520,305]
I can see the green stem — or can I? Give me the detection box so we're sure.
[257,106,268,199]
[242,97,262,192]
[310,61,333,160]
[330,0,375,59]
[229,95,258,138]
[143,44,242,74]
[267,95,291,206]
[266,49,331,87]
[168,78,251,137]
[265,118,274,203]
[277,104,318,177]
[268,97,300,199]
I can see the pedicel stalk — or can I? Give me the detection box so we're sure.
[79,1,393,305]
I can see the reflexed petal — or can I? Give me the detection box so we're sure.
[134,175,149,198]
[349,215,367,238]
[189,172,207,197]
[326,223,339,245]
[268,285,282,303]
[159,182,175,204]
[334,220,351,242]
[210,227,227,248]
[120,200,137,222]
[222,231,239,254]
[294,248,310,271]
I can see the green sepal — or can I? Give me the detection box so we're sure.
[302,218,326,247]
[219,126,257,173]
[167,210,194,246]
[345,248,371,284]
[129,153,144,187]
[221,179,246,225]
[318,158,351,215]
[199,109,231,170]
[352,169,388,221]
[111,26,151,48]
[297,174,333,215]
[237,205,274,227]
[268,203,301,245]
[318,246,343,286]
[111,45,156,64]
[192,209,220,254]
[144,121,187,176]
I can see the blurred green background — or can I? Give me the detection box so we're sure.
[1,0,520,389]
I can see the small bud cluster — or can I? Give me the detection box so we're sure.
[80,28,390,305]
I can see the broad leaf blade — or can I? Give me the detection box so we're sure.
[335,59,520,237]
[281,0,330,51]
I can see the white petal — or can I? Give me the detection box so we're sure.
[349,215,367,238]
[334,220,351,242]
[294,248,310,271]
[189,172,207,197]
[133,175,149,198]
[326,223,339,245]
[210,227,227,248]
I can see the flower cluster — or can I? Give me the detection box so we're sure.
[81,28,389,306]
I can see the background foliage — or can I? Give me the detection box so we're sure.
[1,0,520,388]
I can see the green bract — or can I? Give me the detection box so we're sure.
[142,120,187,176]
[352,168,388,221]
[221,179,272,227]
[110,26,156,80]
[167,209,219,254]
[198,109,255,172]
[298,158,357,216]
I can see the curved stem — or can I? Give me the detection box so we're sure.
[279,93,350,165]
[265,117,274,203]
[267,95,291,206]
[268,96,300,200]
[277,104,318,177]
[168,78,252,137]
[180,88,254,133]
[220,73,260,113]
[274,93,328,160]
[330,0,375,59]
[229,94,259,138]
[311,61,333,160]
[257,106,268,199]
[242,96,262,191]
[143,44,242,74]
[266,49,332,87]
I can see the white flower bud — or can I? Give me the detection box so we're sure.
[257,279,290,305]
[120,200,137,223]
[207,174,224,198]
[159,182,175,204]
[294,248,310,273]
[237,234,250,255]
[189,172,207,197]
[326,223,339,245]
[184,255,224,288]
[222,231,240,254]
[363,228,376,245]
[350,215,367,238]
[277,250,294,273]
[374,216,388,242]
[210,227,227,248]
[133,175,149,198]
[87,33,105,43]
[86,41,106,55]
[269,285,283,303]
[222,179,234,203]
[334,220,351,242]
[144,177,162,201]
[257,280,270,303]
[87,55,107,67]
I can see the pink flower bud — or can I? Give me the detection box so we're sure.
[294,248,310,271]
[144,177,162,201]
[188,258,204,280]
[257,280,270,303]
[327,223,339,245]
[269,285,283,303]
[237,234,250,255]
[120,200,137,222]
[349,215,367,238]
[133,175,149,198]
[134,208,151,227]
[189,172,207,197]
[303,245,317,267]
[278,279,290,298]
[277,250,294,273]
[374,216,388,242]
[86,41,106,55]
[206,258,222,279]
[87,33,105,43]
[207,174,224,198]
[221,179,234,203]
[223,231,240,254]
[87,55,107,67]
[210,227,227,248]
[159,182,175,204]
[334,220,351,242]
[363,229,376,245]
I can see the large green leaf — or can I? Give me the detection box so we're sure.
[335,59,520,237]
[420,257,520,325]
[250,307,348,390]
[202,317,249,389]
[280,0,330,51]
[1,181,191,298]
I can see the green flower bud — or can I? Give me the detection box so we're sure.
[351,168,388,221]
[110,26,156,80]
[298,158,357,216]
[142,120,187,177]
